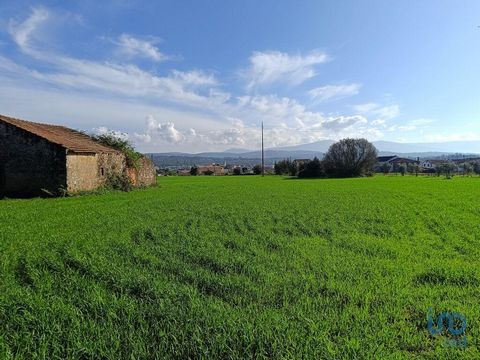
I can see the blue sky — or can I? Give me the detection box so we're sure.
[0,0,479,152]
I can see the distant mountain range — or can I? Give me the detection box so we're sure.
[148,150,325,168]
[148,140,480,168]
[273,140,480,155]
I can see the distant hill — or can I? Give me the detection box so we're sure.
[223,148,252,154]
[270,139,480,154]
[274,140,335,153]
[372,141,480,154]
[148,139,479,168]
[148,150,324,168]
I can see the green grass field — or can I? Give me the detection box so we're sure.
[0,175,479,359]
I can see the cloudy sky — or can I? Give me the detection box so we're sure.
[0,1,479,152]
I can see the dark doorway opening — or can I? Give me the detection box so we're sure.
[0,163,5,197]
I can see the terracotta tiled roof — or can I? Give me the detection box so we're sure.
[0,114,119,154]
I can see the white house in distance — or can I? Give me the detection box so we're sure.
[420,160,434,169]
[375,155,421,172]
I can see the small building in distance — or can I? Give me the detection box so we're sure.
[389,157,419,168]
[374,155,398,171]
[0,114,156,197]
[419,159,435,169]
[293,159,310,167]
[177,169,192,176]
[197,164,225,175]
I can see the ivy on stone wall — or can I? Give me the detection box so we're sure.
[92,132,143,169]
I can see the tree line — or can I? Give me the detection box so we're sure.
[381,160,480,179]
[275,138,378,178]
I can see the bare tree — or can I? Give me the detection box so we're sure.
[440,162,456,179]
[463,162,473,176]
[414,164,421,177]
[324,138,378,177]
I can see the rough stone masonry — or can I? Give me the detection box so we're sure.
[0,114,156,197]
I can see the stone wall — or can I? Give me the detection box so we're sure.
[0,121,67,196]
[97,152,126,187]
[66,152,125,193]
[0,120,149,196]
[66,153,98,193]
[127,156,157,187]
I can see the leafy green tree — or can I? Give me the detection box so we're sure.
[252,164,262,175]
[324,138,378,177]
[92,132,142,168]
[276,161,284,175]
[190,166,198,176]
[233,167,241,175]
[273,161,280,174]
[298,157,325,178]
[274,159,295,175]
[104,173,133,192]
[288,161,298,176]
[473,162,480,175]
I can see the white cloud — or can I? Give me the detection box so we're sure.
[200,128,248,146]
[94,126,129,140]
[133,115,251,147]
[144,115,185,143]
[0,55,35,76]
[322,115,367,132]
[308,83,361,103]
[5,8,226,110]
[39,56,225,108]
[371,119,386,126]
[238,95,310,125]
[409,118,435,126]
[243,50,329,90]
[396,124,416,131]
[8,7,49,53]
[0,82,224,148]
[116,33,169,61]
[231,95,383,144]
[170,70,218,87]
[44,58,224,108]
[388,118,435,132]
[352,103,378,113]
[353,103,400,120]
[1,77,388,151]
[1,7,413,152]
[374,105,400,120]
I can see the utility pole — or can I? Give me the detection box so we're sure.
[261,122,265,177]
